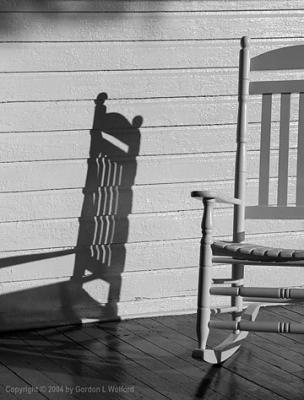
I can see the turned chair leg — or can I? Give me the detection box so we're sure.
[196,253,212,350]
[194,198,214,352]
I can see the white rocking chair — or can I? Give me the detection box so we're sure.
[192,37,304,364]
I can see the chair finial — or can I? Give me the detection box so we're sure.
[95,92,108,105]
[241,36,250,49]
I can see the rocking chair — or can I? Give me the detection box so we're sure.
[192,37,304,364]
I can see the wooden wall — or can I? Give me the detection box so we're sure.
[1,0,304,330]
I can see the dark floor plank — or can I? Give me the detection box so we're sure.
[104,319,223,390]
[98,323,206,399]
[281,304,304,317]
[245,332,304,378]
[142,314,303,385]
[0,306,303,400]
[73,323,198,400]
[99,320,226,400]
[0,361,28,400]
[209,308,304,379]
[35,327,127,400]
[14,330,92,400]
[56,325,168,400]
[205,306,304,396]
[155,313,289,400]
[62,325,174,400]
[251,307,304,359]
[132,317,257,400]
[0,334,53,400]
[0,387,18,400]
[0,331,89,400]
[187,312,304,400]
[99,318,287,400]
[149,315,294,400]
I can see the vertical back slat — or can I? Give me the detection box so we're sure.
[296,93,304,205]
[259,94,272,206]
[277,93,291,206]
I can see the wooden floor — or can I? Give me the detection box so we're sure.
[0,305,303,400]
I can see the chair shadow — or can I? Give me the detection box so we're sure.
[71,92,143,320]
[0,92,142,330]
[195,365,222,398]
[195,363,241,399]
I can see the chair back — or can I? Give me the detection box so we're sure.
[235,39,304,227]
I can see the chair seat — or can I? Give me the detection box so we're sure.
[212,241,304,261]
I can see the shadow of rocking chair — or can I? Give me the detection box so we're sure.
[192,37,304,364]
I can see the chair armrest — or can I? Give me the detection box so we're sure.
[191,190,242,205]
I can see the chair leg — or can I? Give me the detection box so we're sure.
[192,198,214,359]
[195,251,212,351]
[192,248,213,362]
[193,233,251,364]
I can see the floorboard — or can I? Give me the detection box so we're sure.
[57,325,168,400]
[181,313,303,400]
[85,323,199,400]
[0,305,302,399]
[153,314,286,400]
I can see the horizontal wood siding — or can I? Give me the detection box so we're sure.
[0,1,304,330]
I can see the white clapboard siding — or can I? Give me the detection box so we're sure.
[2,39,304,73]
[0,127,236,161]
[0,177,292,223]
[0,211,201,252]
[1,97,241,132]
[0,41,239,72]
[0,184,208,222]
[0,70,239,102]
[0,209,303,253]
[4,69,304,102]
[2,1,304,12]
[0,174,299,223]
[0,154,234,192]
[2,94,302,133]
[0,269,198,306]
[1,1,304,328]
[1,12,304,42]
[0,149,298,193]
[0,121,298,162]
[0,239,201,281]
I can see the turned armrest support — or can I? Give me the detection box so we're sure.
[191,190,242,205]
